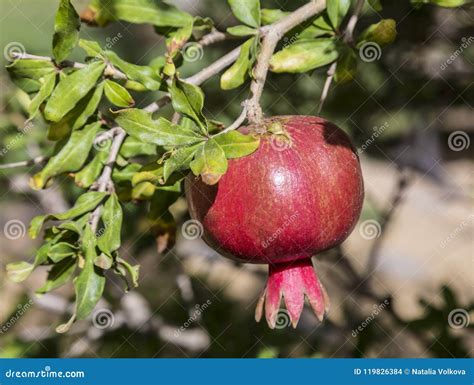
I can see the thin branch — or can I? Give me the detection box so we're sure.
[89,128,126,232]
[246,0,327,125]
[344,0,366,44]
[213,102,248,136]
[199,29,228,47]
[317,62,337,115]
[11,52,127,80]
[317,0,365,114]
[0,155,47,170]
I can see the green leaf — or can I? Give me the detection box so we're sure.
[44,61,106,122]
[72,81,104,130]
[116,257,140,289]
[411,0,468,7]
[52,0,80,62]
[163,143,203,181]
[261,9,289,25]
[327,0,351,29]
[6,59,55,80]
[74,147,109,188]
[190,138,228,185]
[87,0,193,27]
[29,191,107,239]
[31,122,102,189]
[6,262,34,283]
[270,38,339,73]
[104,79,135,107]
[48,242,77,263]
[79,39,102,57]
[334,50,357,84]
[119,136,157,158]
[227,25,258,36]
[103,51,161,91]
[97,193,123,255]
[116,109,205,147]
[28,73,56,118]
[214,131,260,159]
[357,19,397,47]
[36,258,76,295]
[228,0,261,28]
[221,37,256,90]
[368,0,383,11]
[148,189,180,253]
[132,163,163,186]
[112,163,142,183]
[74,225,105,320]
[170,78,207,132]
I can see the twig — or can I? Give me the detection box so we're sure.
[317,62,337,115]
[10,52,127,80]
[199,29,228,47]
[246,1,327,125]
[365,168,412,274]
[213,102,248,136]
[317,0,365,114]
[344,0,366,44]
[89,128,126,232]
[0,155,47,170]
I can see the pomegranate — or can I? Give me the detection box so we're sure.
[185,116,364,328]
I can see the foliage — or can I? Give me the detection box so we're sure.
[2,0,468,335]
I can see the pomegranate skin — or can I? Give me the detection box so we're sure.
[185,116,364,328]
[185,116,364,264]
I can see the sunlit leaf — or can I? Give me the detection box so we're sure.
[53,0,80,62]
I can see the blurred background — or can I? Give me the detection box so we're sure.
[0,0,473,358]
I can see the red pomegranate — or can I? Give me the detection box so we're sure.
[185,116,364,328]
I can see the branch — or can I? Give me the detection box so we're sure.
[0,155,47,170]
[318,0,365,114]
[246,0,327,125]
[10,52,127,80]
[89,128,126,232]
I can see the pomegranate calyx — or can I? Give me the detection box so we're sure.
[255,259,330,329]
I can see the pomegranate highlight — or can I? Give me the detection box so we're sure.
[185,116,364,328]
